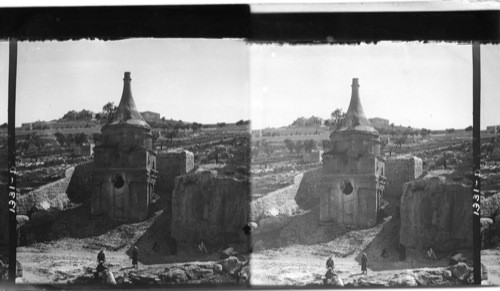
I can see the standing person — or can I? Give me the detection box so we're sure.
[326,257,334,270]
[361,252,368,275]
[132,245,138,269]
[97,249,105,263]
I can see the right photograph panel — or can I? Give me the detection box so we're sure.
[479,44,500,286]
[249,42,480,287]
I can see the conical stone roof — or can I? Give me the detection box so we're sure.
[104,72,150,129]
[335,78,378,135]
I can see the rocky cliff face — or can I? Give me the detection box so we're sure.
[294,167,322,210]
[171,170,250,246]
[400,177,472,250]
[17,167,74,215]
[66,161,93,203]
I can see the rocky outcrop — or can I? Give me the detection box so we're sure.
[66,161,93,203]
[400,177,472,250]
[171,170,250,245]
[385,156,423,212]
[156,150,195,198]
[251,173,303,222]
[481,192,500,219]
[17,167,74,215]
[480,218,494,248]
[295,167,322,210]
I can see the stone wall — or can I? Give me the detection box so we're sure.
[400,177,472,250]
[66,161,94,203]
[385,156,423,211]
[17,167,74,215]
[156,150,195,198]
[171,170,250,245]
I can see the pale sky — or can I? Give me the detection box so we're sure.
[1,41,499,130]
[0,39,250,127]
[251,42,500,131]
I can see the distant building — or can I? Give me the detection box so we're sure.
[141,111,161,122]
[486,125,500,133]
[369,117,389,129]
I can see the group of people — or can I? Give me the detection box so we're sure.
[323,252,368,286]
[94,246,139,284]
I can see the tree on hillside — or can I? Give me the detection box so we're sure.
[262,140,274,158]
[32,134,45,151]
[294,140,304,154]
[465,125,473,132]
[0,123,7,128]
[217,122,227,128]
[191,122,203,133]
[292,117,307,127]
[304,139,318,154]
[446,128,455,134]
[102,102,118,121]
[21,134,35,155]
[74,133,89,147]
[93,133,102,145]
[420,128,431,138]
[54,132,66,147]
[236,119,250,126]
[330,108,346,130]
[394,135,407,148]
[284,138,295,155]
[166,128,178,141]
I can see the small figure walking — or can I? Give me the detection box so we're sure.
[97,249,105,263]
[361,252,368,275]
[132,245,138,269]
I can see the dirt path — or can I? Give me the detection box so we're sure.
[17,238,221,284]
[250,243,451,286]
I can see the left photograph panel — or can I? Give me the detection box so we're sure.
[1,39,252,285]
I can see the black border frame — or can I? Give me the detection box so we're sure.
[1,4,498,288]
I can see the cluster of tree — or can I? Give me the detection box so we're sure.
[284,138,318,155]
[465,125,473,132]
[324,108,347,130]
[61,109,95,121]
[262,131,280,137]
[235,120,250,126]
[446,128,456,134]
[101,102,118,121]
[217,122,227,128]
[54,132,89,148]
[252,139,274,159]
[19,133,45,155]
[291,116,324,127]
[0,123,7,129]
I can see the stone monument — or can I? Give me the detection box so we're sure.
[320,78,386,227]
[91,72,157,221]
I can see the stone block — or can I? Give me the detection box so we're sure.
[171,170,250,245]
[400,177,472,250]
[385,155,423,202]
[156,150,195,198]
[66,161,94,203]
